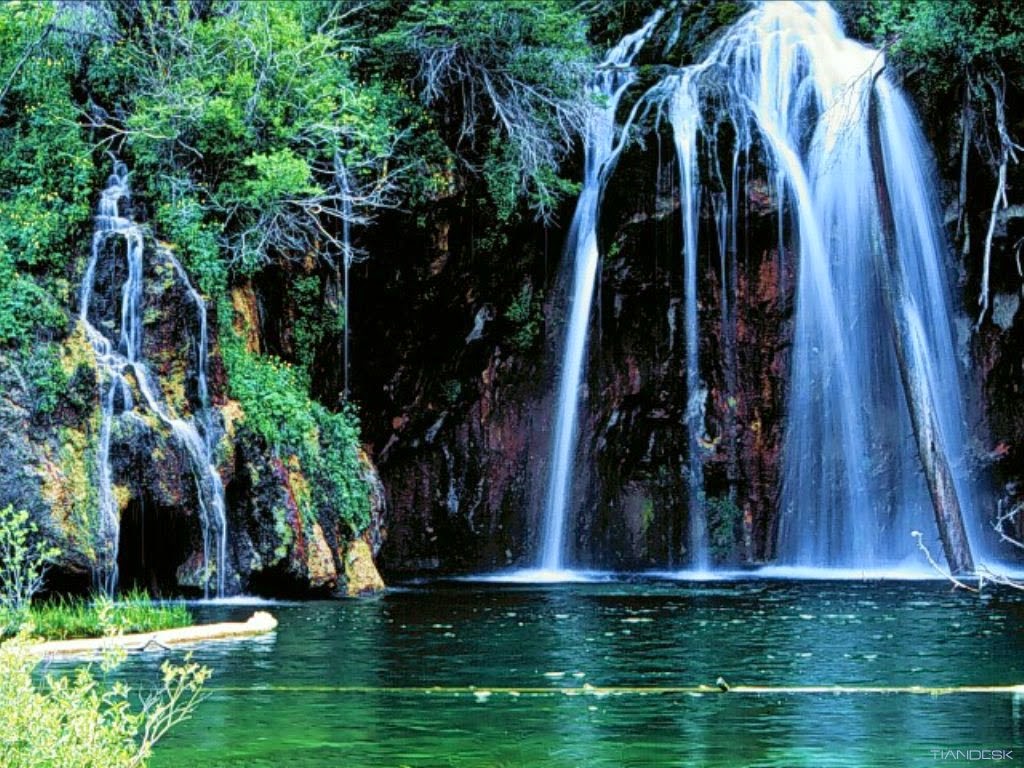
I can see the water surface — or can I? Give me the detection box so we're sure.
[87,579,1024,766]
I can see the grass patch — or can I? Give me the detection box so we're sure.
[1,590,192,641]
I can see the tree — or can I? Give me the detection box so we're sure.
[856,0,1024,325]
[375,0,593,221]
[83,0,403,274]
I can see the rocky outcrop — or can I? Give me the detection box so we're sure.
[2,228,387,598]
[0,328,102,585]
[227,432,386,596]
[343,539,385,595]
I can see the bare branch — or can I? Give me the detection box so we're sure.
[911,530,979,592]
[976,72,1021,327]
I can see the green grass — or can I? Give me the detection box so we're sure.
[1,590,192,641]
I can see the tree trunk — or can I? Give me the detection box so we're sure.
[867,74,975,575]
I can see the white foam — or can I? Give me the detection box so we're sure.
[186,595,298,607]
[464,569,618,584]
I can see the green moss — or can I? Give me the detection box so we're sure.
[40,427,99,562]
[160,359,190,418]
[61,323,96,377]
[286,457,316,526]
[271,504,295,562]
[223,335,370,537]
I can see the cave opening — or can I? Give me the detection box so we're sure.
[117,496,199,597]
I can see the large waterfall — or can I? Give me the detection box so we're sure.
[536,12,663,573]
[667,0,977,569]
[79,163,229,596]
[533,0,980,574]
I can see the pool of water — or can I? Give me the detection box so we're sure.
[77,578,1024,766]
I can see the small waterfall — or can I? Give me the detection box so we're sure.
[668,71,710,569]
[80,163,229,596]
[166,252,229,595]
[537,12,663,572]
[656,1,978,568]
[338,158,354,400]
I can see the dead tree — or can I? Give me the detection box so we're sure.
[867,71,975,574]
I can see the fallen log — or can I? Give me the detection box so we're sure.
[24,611,277,658]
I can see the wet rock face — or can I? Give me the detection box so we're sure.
[352,202,555,575]
[0,332,102,583]
[225,427,388,596]
[973,274,1024,547]
[376,356,550,573]
[571,166,792,568]
[359,156,795,573]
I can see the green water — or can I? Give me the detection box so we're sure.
[92,578,1024,766]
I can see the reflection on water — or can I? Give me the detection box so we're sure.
[67,579,1024,766]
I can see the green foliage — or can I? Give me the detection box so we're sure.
[376,0,594,221]
[236,150,321,209]
[0,505,59,621]
[154,194,226,298]
[0,2,96,348]
[504,282,545,351]
[222,338,370,534]
[92,1,403,271]
[0,638,209,768]
[705,494,742,561]
[482,137,522,224]
[855,0,1024,100]
[292,274,343,383]
[0,246,67,345]
[22,342,67,416]
[10,590,192,642]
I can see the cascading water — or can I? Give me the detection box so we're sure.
[537,12,663,573]
[660,1,978,568]
[668,71,710,570]
[80,163,229,596]
[337,159,354,400]
[165,253,229,595]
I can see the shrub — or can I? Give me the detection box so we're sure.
[0,638,209,768]
[0,505,59,621]
[222,338,370,535]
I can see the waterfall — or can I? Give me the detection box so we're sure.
[537,12,663,572]
[79,163,229,596]
[337,158,354,400]
[658,1,977,568]
[668,71,710,569]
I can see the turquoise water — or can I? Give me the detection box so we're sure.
[87,578,1024,766]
